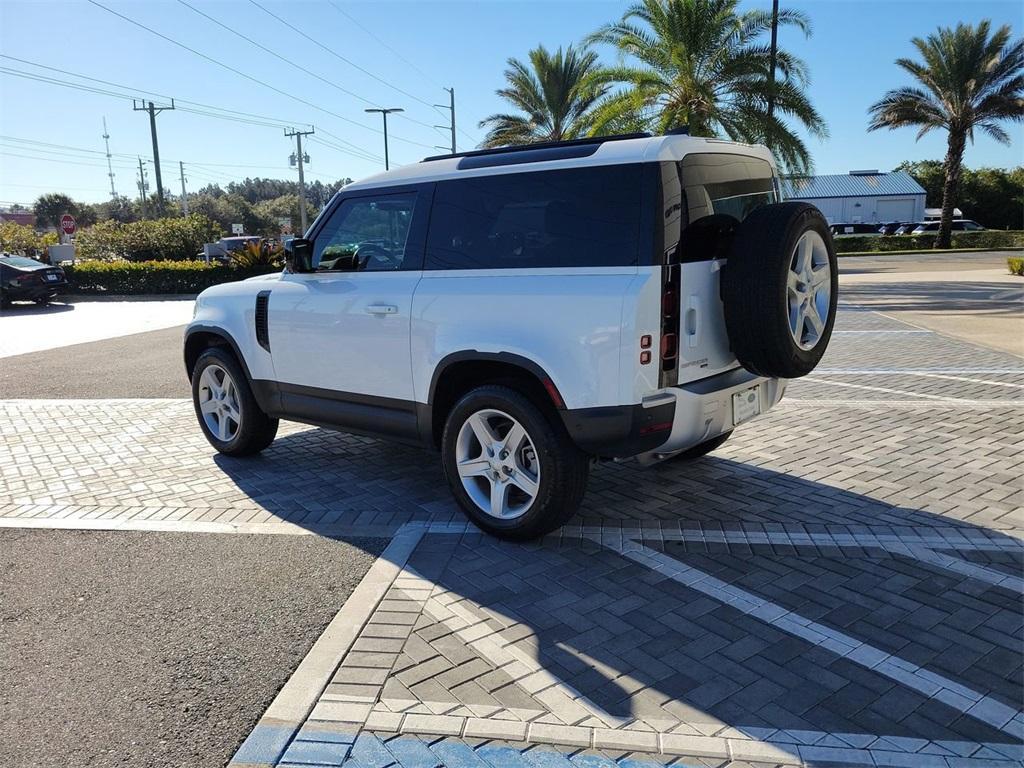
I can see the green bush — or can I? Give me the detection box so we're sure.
[834,230,1024,254]
[1009,257,1024,276]
[0,221,57,257]
[74,215,222,262]
[63,260,279,294]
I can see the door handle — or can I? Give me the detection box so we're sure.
[365,304,398,315]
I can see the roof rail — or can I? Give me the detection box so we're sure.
[421,132,652,163]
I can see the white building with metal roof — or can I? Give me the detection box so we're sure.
[781,169,926,224]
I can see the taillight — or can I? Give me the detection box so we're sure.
[659,264,680,387]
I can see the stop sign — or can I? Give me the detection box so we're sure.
[60,214,76,235]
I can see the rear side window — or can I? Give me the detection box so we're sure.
[662,153,776,263]
[425,165,643,270]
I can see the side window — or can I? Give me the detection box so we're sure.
[425,165,643,270]
[666,154,776,262]
[313,192,417,271]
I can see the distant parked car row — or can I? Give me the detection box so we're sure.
[830,220,985,237]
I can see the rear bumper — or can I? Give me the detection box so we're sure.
[560,367,784,459]
[645,367,785,458]
[2,281,67,300]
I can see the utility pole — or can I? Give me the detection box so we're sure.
[137,157,149,219]
[767,0,779,122]
[285,127,314,233]
[365,107,403,170]
[433,88,456,155]
[133,98,174,211]
[102,117,117,198]
[179,161,189,216]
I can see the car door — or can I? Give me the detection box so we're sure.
[269,185,430,406]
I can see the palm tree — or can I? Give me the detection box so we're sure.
[868,22,1023,248]
[586,0,827,174]
[478,45,608,147]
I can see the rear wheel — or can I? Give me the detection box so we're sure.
[191,347,278,456]
[441,385,588,540]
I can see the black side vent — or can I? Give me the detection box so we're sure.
[255,291,271,352]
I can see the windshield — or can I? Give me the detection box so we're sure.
[0,256,42,268]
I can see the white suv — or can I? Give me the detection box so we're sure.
[184,133,838,539]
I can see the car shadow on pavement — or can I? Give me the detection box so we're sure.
[212,426,1023,756]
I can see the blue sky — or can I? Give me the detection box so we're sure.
[0,0,1021,206]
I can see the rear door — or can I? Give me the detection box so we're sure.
[663,152,778,383]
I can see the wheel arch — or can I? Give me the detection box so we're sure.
[424,352,565,448]
[184,325,254,384]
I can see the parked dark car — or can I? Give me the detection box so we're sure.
[829,223,881,236]
[0,255,68,306]
[912,220,985,233]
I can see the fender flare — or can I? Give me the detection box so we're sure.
[427,350,564,408]
[183,325,255,384]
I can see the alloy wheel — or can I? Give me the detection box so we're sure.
[455,408,540,520]
[786,230,831,350]
[198,364,241,442]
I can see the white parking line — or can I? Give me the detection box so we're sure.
[807,378,970,402]
[620,542,1024,737]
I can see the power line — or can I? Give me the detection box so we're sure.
[247,0,435,112]
[326,0,444,91]
[84,0,435,150]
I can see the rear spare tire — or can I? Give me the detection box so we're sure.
[720,202,838,378]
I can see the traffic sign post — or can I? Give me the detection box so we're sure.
[59,214,76,246]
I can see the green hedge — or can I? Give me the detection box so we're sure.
[1009,257,1024,276]
[73,215,223,262]
[63,260,279,294]
[833,230,1024,254]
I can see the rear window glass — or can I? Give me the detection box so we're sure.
[424,165,643,270]
[0,256,42,268]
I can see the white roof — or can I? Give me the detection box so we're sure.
[343,135,775,193]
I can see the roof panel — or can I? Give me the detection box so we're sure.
[781,170,925,199]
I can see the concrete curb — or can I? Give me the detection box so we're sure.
[228,523,426,767]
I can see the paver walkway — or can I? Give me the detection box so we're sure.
[1,303,1021,768]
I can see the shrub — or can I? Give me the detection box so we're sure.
[0,221,57,257]
[63,260,279,294]
[230,240,284,269]
[833,230,1024,254]
[74,215,222,262]
[1009,257,1024,276]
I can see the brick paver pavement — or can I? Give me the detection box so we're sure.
[2,304,1022,767]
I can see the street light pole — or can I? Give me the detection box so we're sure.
[767,0,779,121]
[365,107,404,170]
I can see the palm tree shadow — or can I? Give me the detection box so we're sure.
[213,426,1023,749]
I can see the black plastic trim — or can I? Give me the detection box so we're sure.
[456,144,600,170]
[254,291,271,352]
[422,133,651,163]
[560,400,676,458]
[427,351,560,406]
[270,382,422,445]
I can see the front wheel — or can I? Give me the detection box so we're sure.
[191,347,278,456]
[441,385,589,540]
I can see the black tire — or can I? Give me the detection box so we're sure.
[663,430,732,462]
[34,297,49,306]
[721,202,838,378]
[191,346,278,456]
[441,385,589,540]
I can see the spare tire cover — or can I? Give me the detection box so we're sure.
[720,202,838,378]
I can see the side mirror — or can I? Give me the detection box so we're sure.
[284,238,314,273]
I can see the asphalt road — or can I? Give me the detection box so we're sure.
[0,529,385,768]
[0,325,188,399]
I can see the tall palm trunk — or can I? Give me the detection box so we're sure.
[937,129,966,250]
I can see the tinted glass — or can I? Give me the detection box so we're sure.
[313,192,417,271]
[0,256,41,268]
[425,165,643,270]
[662,153,776,263]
